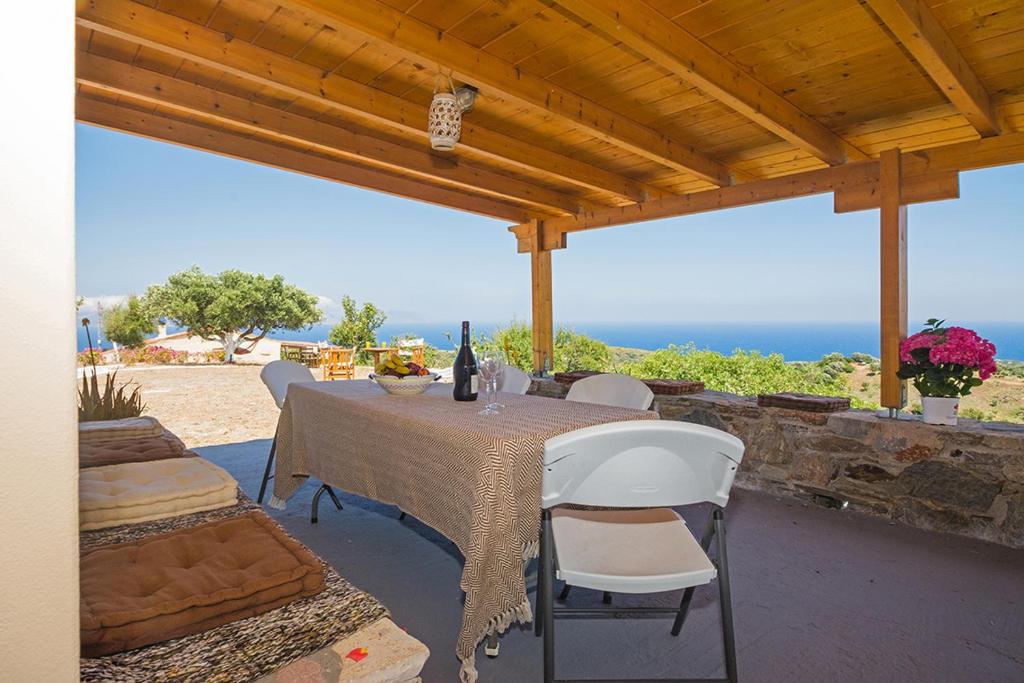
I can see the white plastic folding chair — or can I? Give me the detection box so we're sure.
[559,372,656,606]
[565,372,654,410]
[536,420,745,683]
[258,360,343,523]
[500,365,533,395]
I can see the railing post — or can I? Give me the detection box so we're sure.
[529,219,554,375]
[879,148,908,411]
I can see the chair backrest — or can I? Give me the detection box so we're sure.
[322,346,356,366]
[542,421,744,509]
[397,338,425,348]
[564,373,654,410]
[500,365,532,395]
[260,360,315,409]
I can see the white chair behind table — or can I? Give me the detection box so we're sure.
[257,360,343,523]
[564,372,654,410]
[535,420,745,683]
[499,365,533,395]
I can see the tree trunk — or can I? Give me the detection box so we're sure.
[221,334,239,363]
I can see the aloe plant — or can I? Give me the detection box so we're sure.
[78,370,145,422]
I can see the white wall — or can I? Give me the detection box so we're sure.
[0,4,79,680]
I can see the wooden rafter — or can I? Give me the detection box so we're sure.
[280,0,735,186]
[549,0,865,165]
[864,0,1000,137]
[76,97,533,222]
[76,53,584,216]
[77,0,660,205]
[510,131,1024,241]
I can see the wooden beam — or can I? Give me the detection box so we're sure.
[550,0,864,165]
[281,0,734,186]
[529,220,555,375]
[76,53,581,216]
[526,162,880,235]
[510,131,1024,235]
[834,170,958,213]
[77,0,659,205]
[864,0,1000,136]
[75,96,532,222]
[879,148,908,410]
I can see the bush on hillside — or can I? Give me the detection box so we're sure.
[474,321,612,373]
[102,295,156,347]
[622,343,850,397]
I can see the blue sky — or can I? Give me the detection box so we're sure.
[76,123,1023,324]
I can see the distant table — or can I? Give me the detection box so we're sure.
[363,347,396,367]
[270,380,657,678]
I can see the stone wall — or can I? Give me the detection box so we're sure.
[530,379,1024,548]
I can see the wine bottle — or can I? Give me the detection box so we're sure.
[453,320,478,401]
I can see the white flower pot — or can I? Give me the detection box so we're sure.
[921,396,959,426]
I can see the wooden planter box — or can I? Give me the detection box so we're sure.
[552,371,704,396]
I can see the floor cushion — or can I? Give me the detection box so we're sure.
[80,457,237,530]
[80,511,325,657]
[80,434,186,469]
[79,416,164,444]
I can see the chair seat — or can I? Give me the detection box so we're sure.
[552,507,716,594]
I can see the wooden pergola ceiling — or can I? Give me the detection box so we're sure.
[76,0,1024,226]
[75,0,1024,406]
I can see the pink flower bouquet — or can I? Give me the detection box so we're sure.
[896,319,997,397]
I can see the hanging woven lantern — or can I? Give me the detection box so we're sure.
[428,92,461,151]
[428,75,463,151]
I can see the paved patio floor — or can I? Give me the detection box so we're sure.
[200,440,1024,683]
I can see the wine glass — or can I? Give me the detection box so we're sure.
[477,354,504,415]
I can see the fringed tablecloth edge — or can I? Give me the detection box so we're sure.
[458,540,540,683]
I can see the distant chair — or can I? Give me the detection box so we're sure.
[280,342,319,368]
[397,338,427,366]
[500,365,532,395]
[535,420,745,683]
[258,360,343,522]
[565,372,654,410]
[322,346,357,380]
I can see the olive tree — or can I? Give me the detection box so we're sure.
[146,267,322,362]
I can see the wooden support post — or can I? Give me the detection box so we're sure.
[529,219,555,375]
[880,149,908,410]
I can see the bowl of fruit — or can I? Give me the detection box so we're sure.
[370,355,439,396]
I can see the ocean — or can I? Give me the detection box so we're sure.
[79,321,1024,361]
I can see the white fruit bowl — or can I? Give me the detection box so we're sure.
[369,373,439,396]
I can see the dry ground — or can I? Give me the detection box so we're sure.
[116,364,371,447]
[844,363,1024,422]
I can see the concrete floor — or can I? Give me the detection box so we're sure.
[200,440,1024,683]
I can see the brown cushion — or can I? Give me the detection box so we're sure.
[80,435,185,469]
[80,511,324,657]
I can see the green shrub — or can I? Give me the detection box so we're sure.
[959,407,991,420]
[622,344,849,397]
[78,348,106,367]
[474,321,611,373]
[102,295,156,347]
[79,371,144,422]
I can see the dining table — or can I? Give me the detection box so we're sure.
[270,379,658,681]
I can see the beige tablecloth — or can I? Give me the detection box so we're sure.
[270,380,657,681]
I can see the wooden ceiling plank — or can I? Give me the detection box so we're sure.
[864,0,1001,136]
[279,0,734,186]
[76,52,586,215]
[77,0,660,203]
[76,95,534,222]
[549,0,865,165]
